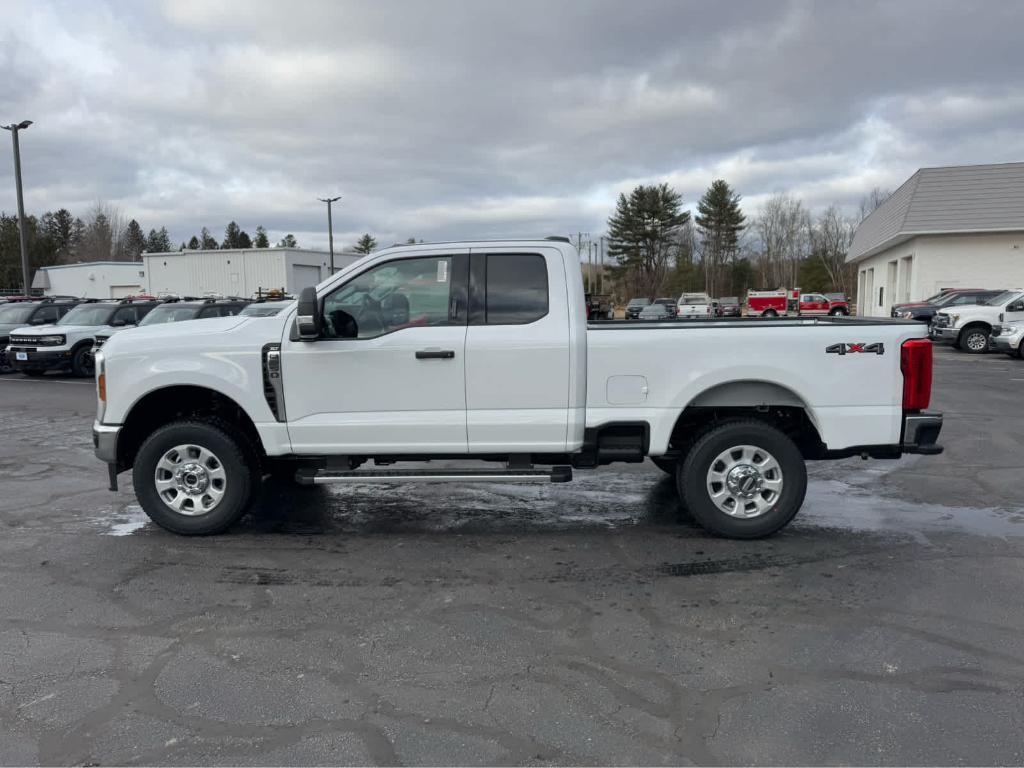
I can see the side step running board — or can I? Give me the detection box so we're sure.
[296,466,573,485]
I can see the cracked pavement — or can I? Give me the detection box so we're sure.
[0,345,1022,765]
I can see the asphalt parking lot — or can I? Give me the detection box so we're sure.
[0,345,1022,766]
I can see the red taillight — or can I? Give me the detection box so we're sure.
[901,338,932,410]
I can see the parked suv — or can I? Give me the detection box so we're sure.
[718,296,741,317]
[8,298,162,377]
[625,297,651,319]
[0,298,81,374]
[931,289,1024,354]
[92,297,251,355]
[892,289,1000,323]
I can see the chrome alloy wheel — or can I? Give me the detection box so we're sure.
[154,444,227,516]
[964,330,988,352]
[705,444,783,519]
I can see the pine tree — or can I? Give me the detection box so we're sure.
[123,219,147,259]
[354,233,377,254]
[187,235,201,250]
[276,234,298,248]
[254,225,270,248]
[222,221,242,249]
[200,227,218,249]
[237,230,252,249]
[694,179,746,298]
[607,183,689,299]
[146,227,172,253]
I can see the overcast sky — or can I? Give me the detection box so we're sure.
[2,0,1023,250]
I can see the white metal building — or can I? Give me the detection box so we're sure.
[33,261,147,298]
[144,248,362,297]
[848,162,1024,317]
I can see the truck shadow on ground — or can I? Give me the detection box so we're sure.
[241,471,691,537]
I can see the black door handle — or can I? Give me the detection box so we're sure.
[415,349,455,359]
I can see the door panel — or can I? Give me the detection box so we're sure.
[464,248,570,452]
[282,250,470,454]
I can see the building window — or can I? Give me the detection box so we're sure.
[878,286,884,307]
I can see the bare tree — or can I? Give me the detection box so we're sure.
[79,202,128,262]
[755,193,810,289]
[811,205,857,294]
[858,187,892,222]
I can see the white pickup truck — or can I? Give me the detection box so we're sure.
[93,238,942,539]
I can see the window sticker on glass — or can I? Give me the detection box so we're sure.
[437,260,448,283]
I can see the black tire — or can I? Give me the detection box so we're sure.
[959,325,990,355]
[0,350,13,375]
[21,369,45,377]
[828,308,848,316]
[651,457,678,475]
[70,345,95,377]
[133,420,257,535]
[677,420,807,539]
[762,309,778,318]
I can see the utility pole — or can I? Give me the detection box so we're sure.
[318,195,341,274]
[3,120,33,296]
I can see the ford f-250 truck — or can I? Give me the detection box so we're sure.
[92,238,942,539]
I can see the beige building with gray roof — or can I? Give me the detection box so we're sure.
[848,162,1024,316]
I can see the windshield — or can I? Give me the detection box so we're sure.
[57,304,117,326]
[138,305,201,325]
[627,298,650,307]
[0,304,37,324]
[933,291,971,306]
[679,294,708,305]
[240,303,291,317]
[987,291,1022,306]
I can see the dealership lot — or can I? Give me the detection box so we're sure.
[0,345,1022,765]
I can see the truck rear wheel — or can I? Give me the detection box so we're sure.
[762,309,778,318]
[133,420,256,535]
[677,420,806,539]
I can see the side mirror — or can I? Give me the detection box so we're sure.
[296,286,321,339]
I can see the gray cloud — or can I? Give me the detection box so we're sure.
[2,0,1023,249]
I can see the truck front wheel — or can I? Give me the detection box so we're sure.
[677,420,806,539]
[133,420,257,535]
[959,325,990,354]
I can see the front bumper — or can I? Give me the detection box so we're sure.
[6,346,74,369]
[928,325,958,343]
[991,335,1022,353]
[902,410,943,455]
[93,421,121,463]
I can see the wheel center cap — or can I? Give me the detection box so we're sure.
[726,465,763,498]
[175,462,209,494]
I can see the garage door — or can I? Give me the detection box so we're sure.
[289,265,322,293]
[110,284,142,298]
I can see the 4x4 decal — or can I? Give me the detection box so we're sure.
[826,343,885,355]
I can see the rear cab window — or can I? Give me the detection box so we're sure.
[483,254,548,325]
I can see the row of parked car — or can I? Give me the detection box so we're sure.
[0,294,294,376]
[889,287,1024,356]
[623,292,849,320]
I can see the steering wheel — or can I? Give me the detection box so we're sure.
[350,294,386,336]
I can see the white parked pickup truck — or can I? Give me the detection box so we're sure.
[930,289,1024,354]
[93,238,943,539]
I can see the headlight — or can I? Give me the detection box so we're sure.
[37,334,66,346]
[95,350,106,421]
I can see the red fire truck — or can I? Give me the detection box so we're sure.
[747,289,849,317]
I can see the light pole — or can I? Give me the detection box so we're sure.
[318,195,341,274]
[2,120,32,295]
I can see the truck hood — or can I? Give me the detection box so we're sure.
[109,315,249,345]
[936,303,994,317]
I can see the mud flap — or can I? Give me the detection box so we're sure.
[107,463,119,492]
